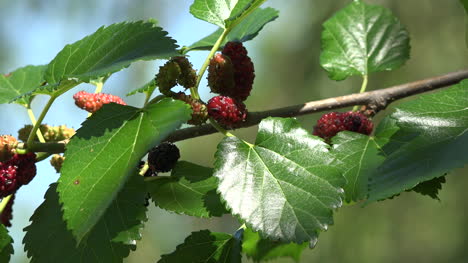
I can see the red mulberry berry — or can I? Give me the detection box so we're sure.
[0,135,18,162]
[208,53,235,95]
[1,194,14,227]
[11,153,37,186]
[221,42,255,101]
[0,153,36,197]
[73,91,126,113]
[0,165,17,198]
[207,96,247,127]
[147,142,180,173]
[174,92,208,125]
[313,111,373,142]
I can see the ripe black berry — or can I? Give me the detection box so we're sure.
[147,142,180,173]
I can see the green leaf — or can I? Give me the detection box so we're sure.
[410,175,446,200]
[189,0,250,28]
[146,161,228,218]
[0,65,46,105]
[242,228,307,263]
[158,230,242,263]
[58,99,191,243]
[367,81,468,202]
[0,224,13,262]
[45,20,179,93]
[320,1,410,81]
[460,0,468,12]
[214,117,345,243]
[330,132,388,203]
[187,7,279,52]
[126,79,157,96]
[24,175,147,263]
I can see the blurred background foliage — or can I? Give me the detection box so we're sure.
[0,0,467,262]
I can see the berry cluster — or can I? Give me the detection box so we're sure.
[50,154,65,173]
[174,92,208,125]
[147,142,180,174]
[207,96,247,128]
[218,42,255,101]
[18,124,75,142]
[73,91,126,113]
[156,56,197,96]
[313,111,374,142]
[205,42,254,127]
[0,153,37,198]
[0,135,18,162]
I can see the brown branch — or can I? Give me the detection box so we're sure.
[25,69,468,153]
[166,69,468,142]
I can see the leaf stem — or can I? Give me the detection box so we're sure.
[26,96,57,148]
[0,195,12,214]
[353,75,368,111]
[139,162,149,176]
[26,106,46,143]
[208,118,234,137]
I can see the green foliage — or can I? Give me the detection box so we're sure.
[0,225,13,262]
[158,230,242,263]
[187,7,279,52]
[367,81,468,202]
[0,0,466,262]
[0,65,46,105]
[57,99,191,243]
[320,1,410,80]
[242,228,307,262]
[43,20,178,95]
[146,161,228,218]
[331,130,394,203]
[23,176,147,263]
[190,0,251,28]
[410,176,446,200]
[126,79,157,96]
[461,0,468,12]
[214,117,345,243]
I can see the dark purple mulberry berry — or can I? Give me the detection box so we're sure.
[147,142,180,173]
[313,111,373,142]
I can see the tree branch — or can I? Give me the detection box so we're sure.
[166,69,468,142]
[25,69,468,153]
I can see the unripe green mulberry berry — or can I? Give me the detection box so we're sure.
[156,60,181,96]
[50,154,65,173]
[43,125,76,141]
[172,56,197,89]
[0,135,18,162]
[155,57,197,96]
[18,124,49,142]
